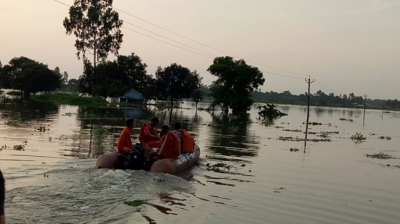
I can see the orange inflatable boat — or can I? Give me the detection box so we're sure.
[95,145,200,174]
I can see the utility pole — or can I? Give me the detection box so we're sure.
[363,94,367,127]
[304,76,315,150]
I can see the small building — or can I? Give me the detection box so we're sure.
[119,89,144,104]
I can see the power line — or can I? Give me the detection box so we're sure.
[113,6,308,78]
[52,0,306,79]
[122,26,214,59]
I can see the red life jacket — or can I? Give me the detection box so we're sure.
[178,129,195,153]
[139,123,157,143]
[157,131,181,159]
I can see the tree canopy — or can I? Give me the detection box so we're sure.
[208,56,265,115]
[78,53,154,99]
[63,0,123,67]
[0,57,62,96]
[155,63,202,107]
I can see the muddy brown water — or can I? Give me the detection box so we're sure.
[0,99,400,224]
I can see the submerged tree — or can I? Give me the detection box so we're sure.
[63,0,123,69]
[155,63,202,107]
[191,89,204,110]
[208,57,265,115]
[257,104,287,121]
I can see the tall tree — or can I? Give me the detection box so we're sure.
[63,0,123,69]
[208,56,265,115]
[155,63,202,108]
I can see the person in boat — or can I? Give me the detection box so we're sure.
[156,125,181,160]
[174,122,195,154]
[117,119,135,155]
[0,170,5,224]
[139,117,160,147]
[117,119,157,170]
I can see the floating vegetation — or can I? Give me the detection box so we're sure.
[350,133,366,142]
[206,162,231,173]
[339,118,354,122]
[366,152,395,160]
[278,136,295,141]
[36,126,48,132]
[308,122,322,126]
[318,133,329,138]
[283,129,302,133]
[275,126,284,129]
[289,148,299,152]
[13,145,25,151]
[124,200,147,207]
[378,136,391,140]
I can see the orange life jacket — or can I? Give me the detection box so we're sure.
[117,127,132,154]
[139,123,157,143]
[157,131,181,159]
[177,129,195,153]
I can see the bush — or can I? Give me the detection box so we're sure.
[32,93,107,106]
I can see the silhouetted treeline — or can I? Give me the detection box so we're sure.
[200,86,399,109]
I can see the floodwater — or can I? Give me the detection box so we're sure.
[0,98,400,224]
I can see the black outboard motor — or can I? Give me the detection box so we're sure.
[117,143,146,170]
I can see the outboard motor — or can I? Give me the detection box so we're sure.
[117,143,146,170]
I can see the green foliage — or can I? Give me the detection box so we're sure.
[155,63,202,106]
[124,200,147,207]
[32,93,107,105]
[0,57,62,95]
[191,89,204,109]
[63,0,123,63]
[208,57,265,115]
[257,104,287,121]
[78,53,154,99]
[206,162,231,172]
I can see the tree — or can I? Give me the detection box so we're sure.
[78,53,153,99]
[208,56,265,115]
[191,89,204,110]
[63,0,123,69]
[68,79,78,85]
[155,63,202,107]
[2,57,62,96]
[63,71,69,84]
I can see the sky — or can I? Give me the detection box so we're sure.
[0,0,399,99]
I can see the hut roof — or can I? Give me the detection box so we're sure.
[120,89,143,100]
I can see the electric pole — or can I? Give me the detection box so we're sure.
[363,94,367,127]
[304,76,315,150]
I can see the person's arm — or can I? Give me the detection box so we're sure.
[145,126,158,140]
[157,135,169,156]
[176,131,183,139]
[0,170,5,224]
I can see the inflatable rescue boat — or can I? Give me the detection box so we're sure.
[95,145,200,174]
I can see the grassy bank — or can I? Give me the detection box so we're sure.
[32,93,107,106]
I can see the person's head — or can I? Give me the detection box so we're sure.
[150,117,159,127]
[174,122,181,130]
[160,125,170,137]
[0,170,5,219]
[126,119,134,129]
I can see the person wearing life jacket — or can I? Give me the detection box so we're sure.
[117,119,134,154]
[0,170,5,224]
[139,117,160,148]
[156,125,181,160]
[174,122,195,153]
